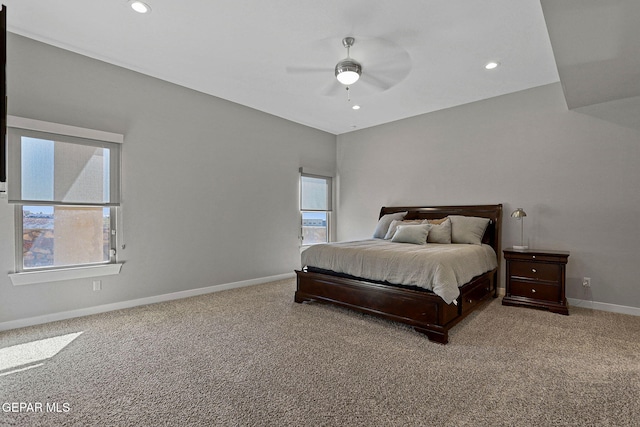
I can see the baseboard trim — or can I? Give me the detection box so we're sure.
[567,297,640,316]
[497,287,638,316]
[4,278,636,332]
[0,272,296,332]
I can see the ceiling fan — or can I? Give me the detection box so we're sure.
[286,36,412,98]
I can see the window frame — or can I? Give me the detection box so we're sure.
[14,204,117,273]
[299,169,333,246]
[6,116,123,284]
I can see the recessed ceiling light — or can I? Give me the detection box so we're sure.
[129,1,151,14]
[352,105,361,110]
[485,61,499,70]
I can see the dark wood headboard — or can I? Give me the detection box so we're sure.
[379,204,503,275]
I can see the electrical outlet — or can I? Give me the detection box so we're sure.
[92,280,102,291]
[582,277,591,287]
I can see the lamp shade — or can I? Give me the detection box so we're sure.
[511,208,527,218]
[511,208,528,250]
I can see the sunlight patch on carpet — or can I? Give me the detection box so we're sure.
[0,331,83,375]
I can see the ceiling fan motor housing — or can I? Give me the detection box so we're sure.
[335,59,362,83]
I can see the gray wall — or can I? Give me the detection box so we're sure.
[3,34,638,325]
[0,34,336,324]
[337,83,640,309]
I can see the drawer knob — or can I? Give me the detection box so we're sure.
[468,299,473,304]
[531,289,536,293]
[532,255,536,259]
[532,268,537,273]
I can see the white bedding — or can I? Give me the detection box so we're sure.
[301,239,497,304]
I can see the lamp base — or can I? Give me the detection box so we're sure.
[512,245,529,251]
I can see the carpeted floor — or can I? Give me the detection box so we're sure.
[1,278,639,426]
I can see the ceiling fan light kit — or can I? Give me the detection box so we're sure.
[335,61,361,85]
[335,37,362,85]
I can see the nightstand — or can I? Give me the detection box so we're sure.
[502,248,569,315]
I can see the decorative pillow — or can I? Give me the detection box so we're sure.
[372,212,408,239]
[427,217,452,244]
[383,219,426,240]
[449,215,490,245]
[427,217,448,225]
[391,224,430,245]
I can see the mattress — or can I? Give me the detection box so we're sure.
[301,239,498,304]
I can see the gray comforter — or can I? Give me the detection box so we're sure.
[301,239,498,304]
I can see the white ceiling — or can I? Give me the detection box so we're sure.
[0,1,575,135]
[541,0,640,109]
[541,0,640,131]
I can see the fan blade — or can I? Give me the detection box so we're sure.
[363,51,411,73]
[320,80,345,97]
[286,65,333,74]
[359,73,393,91]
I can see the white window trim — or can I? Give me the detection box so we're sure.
[299,167,334,246]
[300,211,331,247]
[9,263,123,286]
[6,116,124,281]
[7,115,124,144]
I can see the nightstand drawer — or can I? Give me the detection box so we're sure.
[510,280,560,302]
[504,253,566,263]
[510,261,560,283]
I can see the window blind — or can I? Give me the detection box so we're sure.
[7,127,121,206]
[300,173,332,211]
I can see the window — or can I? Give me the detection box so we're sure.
[19,205,112,269]
[300,170,332,245]
[7,118,122,274]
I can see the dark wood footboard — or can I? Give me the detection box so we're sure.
[295,267,497,344]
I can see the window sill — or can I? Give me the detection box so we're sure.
[9,263,123,286]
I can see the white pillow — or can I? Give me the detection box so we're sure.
[449,215,490,245]
[427,217,452,244]
[391,224,430,245]
[383,219,426,239]
[372,212,408,239]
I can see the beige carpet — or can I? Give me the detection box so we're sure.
[1,278,639,426]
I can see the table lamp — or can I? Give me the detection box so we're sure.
[511,208,528,251]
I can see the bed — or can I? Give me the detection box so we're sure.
[295,204,503,344]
